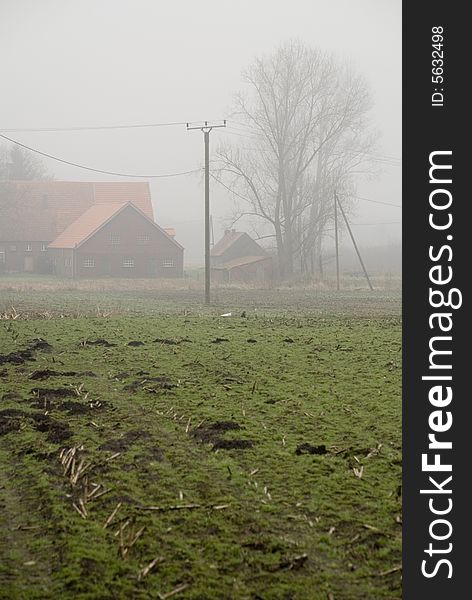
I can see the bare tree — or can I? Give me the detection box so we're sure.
[215,40,375,279]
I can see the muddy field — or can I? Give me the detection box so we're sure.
[0,285,401,600]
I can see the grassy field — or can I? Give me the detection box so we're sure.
[0,281,401,600]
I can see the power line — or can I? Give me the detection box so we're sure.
[352,194,402,208]
[0,120,190,133]
[0,133,203,179]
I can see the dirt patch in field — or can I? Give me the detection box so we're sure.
[295,443,328,456]
[57,400,108,415]
[213,439,254,450]
[0,339,52,366]
[29,387,77,410]
[193,421,254,450]
[0,349,35,365]
[29,369,97,381]
[0,410,23,435]
[153,337,191,345]
[0,408,72,442]
[99,429,152,452]
[29,413,73,443]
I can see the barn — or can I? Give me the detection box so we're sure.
[0,181,183,278]
[210,230,273,284]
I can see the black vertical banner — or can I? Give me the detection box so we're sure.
[403,3,467,598]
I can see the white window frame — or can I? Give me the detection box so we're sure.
[41,243,48,252]
[83,258,96,268]
[108,233,120,245]
[25,243,32,252]
[137,233,150,245]
[162,258,175,268]
[122,258,135,268]
[0,251,5,264]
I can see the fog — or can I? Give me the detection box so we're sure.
[0,0,401,266]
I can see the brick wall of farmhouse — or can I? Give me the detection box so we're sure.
[58,206,183,278]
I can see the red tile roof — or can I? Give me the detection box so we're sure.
[48,203,127,249]
[210,230,245,257]
[0,181,153,242]
[48,201,184,250]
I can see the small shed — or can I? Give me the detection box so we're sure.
[211,255,273,284]
[210,230,272,284]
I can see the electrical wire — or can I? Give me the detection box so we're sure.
[0,133,203,179]
[351,195,401,208]
[0,121,189,133]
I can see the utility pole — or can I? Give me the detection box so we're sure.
[334,191,374,291]
[334,191,340,291]
[187,120,226,304]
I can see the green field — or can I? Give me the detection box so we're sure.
[0,283,401,600]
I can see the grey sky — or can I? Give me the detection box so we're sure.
[0,0,401,263]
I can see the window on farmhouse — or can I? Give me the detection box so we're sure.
[83,258,95,268]
[41,243,48,252]
[122,258,135,268]
[162,258,174,268]
[108,233,120,245]
[137,233,150,244]
[25,243,32,252]
[0,251,5,264]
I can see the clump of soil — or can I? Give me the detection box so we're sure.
[211,337,229,344]
[29,339,53,352]
[99,429,152,452]
[57,400,107,415]
[0,408,72,442]
[29,369,97,380]
[193,421,254,451]
[0,409,24,435]
[0,339,53,366]
[29,387,76,410]
[0,349,35,365]
[153,337,191,345]
[33,413,73,443]
[213,439,254,450]
[127,341,145,347]
[31,387,76,399]
[295,443,328,456]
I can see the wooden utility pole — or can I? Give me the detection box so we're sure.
[334,191,374,291]
[334,191,340,291]
[187,120,226,304]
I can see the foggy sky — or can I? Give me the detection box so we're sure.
[0,0,401,264]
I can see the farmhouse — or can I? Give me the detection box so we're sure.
[210,229,272,284]
[0,181,183,278]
